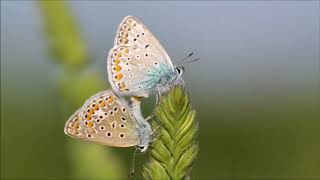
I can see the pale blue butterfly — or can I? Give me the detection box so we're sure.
[107,16,185,99]
[64,90,152,152]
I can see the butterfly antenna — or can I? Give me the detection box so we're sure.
[129,148,138,179]
[183,57,200,64]
[177,52,194,65]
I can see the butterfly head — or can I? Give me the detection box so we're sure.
[175,66,185,77]
[169,66,185,86]
[137,145,148,152]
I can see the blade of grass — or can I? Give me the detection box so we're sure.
[142,85,199,180]
[38,1,125,179]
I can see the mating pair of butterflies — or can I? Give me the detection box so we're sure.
[64,16,185,152]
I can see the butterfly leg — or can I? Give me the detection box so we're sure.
[128,148,138,179]
[151,125,161,141]
[145,113,155,121]
[148,131,162,150]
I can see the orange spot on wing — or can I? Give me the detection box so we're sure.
[113,65,122,72]
[113,59,120,64]
[115,74,123,80]
[85,114,92,120]
[70,122,80,129]
[107,96,113,104]
[91,103,99,110]
[118,82,128,91]
[98,100,105,107]
[86,121,94,127]
[87,108,94,115]
[120,84,125,89]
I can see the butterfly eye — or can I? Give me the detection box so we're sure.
[176,66,185,75]
[176,68,181,74]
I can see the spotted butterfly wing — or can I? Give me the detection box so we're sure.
[107,16,176,97]
[64,90,140,147]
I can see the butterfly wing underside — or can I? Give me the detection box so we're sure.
[107,16,175,97]
[64,90,139,147]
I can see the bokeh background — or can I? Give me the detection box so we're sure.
[1,1,319,179]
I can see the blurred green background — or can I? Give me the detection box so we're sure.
[1,1,319,179]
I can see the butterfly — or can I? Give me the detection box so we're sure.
[107,16,185,99]
[64,90,152,152]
